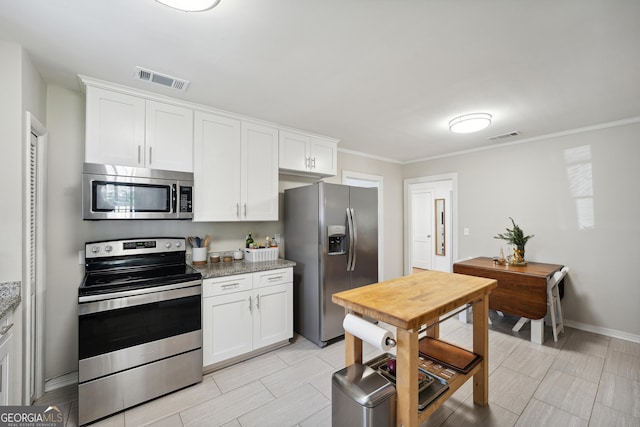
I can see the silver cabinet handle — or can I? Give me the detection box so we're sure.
[312,157,316,168]
[236,203,240,218]
[221,283,240,289]
[148,146,153,165]
[268,276,283,281]
[138,145,142,164]
[243,203,247,217]
[248,296,252,312]
[0,323,13,337]
[305,157,310,168]
[256,294,260,310]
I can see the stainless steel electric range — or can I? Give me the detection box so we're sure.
[78,237,202,426]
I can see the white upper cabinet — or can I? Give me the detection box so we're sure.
[279,129,338,177]
[145,100,194,172]
[85,87,145,167]
[242,122,279,221]
[193,112,278,222]
[193,112,242,221]
[85,86,193,172]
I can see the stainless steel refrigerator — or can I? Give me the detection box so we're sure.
[284,182,378,347]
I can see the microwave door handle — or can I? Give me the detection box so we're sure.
[172,184,177,214]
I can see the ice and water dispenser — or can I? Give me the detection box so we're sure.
[328,225,347,255]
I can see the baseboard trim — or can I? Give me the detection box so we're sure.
[44,371,78,392]
[564,319,640,344]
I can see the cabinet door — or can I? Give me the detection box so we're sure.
[0,329,12,405]
[145,101,194,172]
[310,137,337,177]
[202,291,253,366]
[85,87,145,167]
[193,111,242,221]
[278,130,310,172]
[253,283,293,349]
[242,122,279,221]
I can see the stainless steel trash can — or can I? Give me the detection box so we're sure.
[332,363,396,427]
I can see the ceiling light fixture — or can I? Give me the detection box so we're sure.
[449,113,492,134]
[155,0,221,12]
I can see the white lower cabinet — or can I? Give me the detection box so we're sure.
[202,268,293,367]
[0,312,14,405]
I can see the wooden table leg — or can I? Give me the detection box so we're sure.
[425,317,440,339]
[344,331,363,366]
[395,327,418,427]
[472,295,489,406]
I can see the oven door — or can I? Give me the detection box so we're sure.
[78,281,201,382]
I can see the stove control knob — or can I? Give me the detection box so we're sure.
[165,242,172,249]
[104,245,113,253]
[175,241,182,248]
[91,246,100,254]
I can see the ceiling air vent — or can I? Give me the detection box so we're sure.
[134,66,190,92]
[488,131,520,142]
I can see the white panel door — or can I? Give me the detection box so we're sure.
[145,101,193,172]
[242,122,279,221]
[411,190,432,270]
[202,291,253,366]
[252,284,293,349]
[193,111,241,221]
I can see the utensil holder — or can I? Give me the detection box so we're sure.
[192,247,208,265]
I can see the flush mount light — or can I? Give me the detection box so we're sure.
[449,113,492,134]
[155,0,221,12]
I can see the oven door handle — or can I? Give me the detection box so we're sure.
[78,282,201,316]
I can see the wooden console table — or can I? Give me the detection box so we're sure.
[453,257,563,344]
[332,270,497,427]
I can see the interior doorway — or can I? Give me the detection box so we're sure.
[342,170,384,280]
[23,112,47,403]
[404,174,457,275]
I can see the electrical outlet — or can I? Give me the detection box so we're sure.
[79,250,85,265]
[463,227,470,236]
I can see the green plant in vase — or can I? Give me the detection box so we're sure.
[494,217,534,264]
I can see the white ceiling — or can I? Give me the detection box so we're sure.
[1,0,639,163]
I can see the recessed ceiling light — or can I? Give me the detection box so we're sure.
[155,0,221,12]
[449,113,492,134]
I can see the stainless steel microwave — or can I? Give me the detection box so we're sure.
[82,163,193,220]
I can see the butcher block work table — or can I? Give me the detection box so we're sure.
[453,257,564,344]
[332,270,497,427]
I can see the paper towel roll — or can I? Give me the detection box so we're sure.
[343,313,395,351]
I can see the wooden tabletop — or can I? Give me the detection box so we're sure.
[331,270,497,331]
[454,257,563,278]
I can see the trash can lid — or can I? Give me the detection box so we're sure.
[332,363,396,407]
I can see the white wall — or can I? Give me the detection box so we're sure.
[403,121,640,340]
[0,42,23,281]
[0,41,47,403]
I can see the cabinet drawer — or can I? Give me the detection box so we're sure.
[203,274,253,297]
[254,268,292,289]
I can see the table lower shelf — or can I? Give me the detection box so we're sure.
[364,338,484,423]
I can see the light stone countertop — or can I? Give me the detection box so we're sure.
[0,281,21,319]
[192,259,295,280]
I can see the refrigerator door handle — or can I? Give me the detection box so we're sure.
[350,208,358,271]
[346,208,354,271]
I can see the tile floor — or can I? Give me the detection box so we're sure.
[37,313,640,427]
